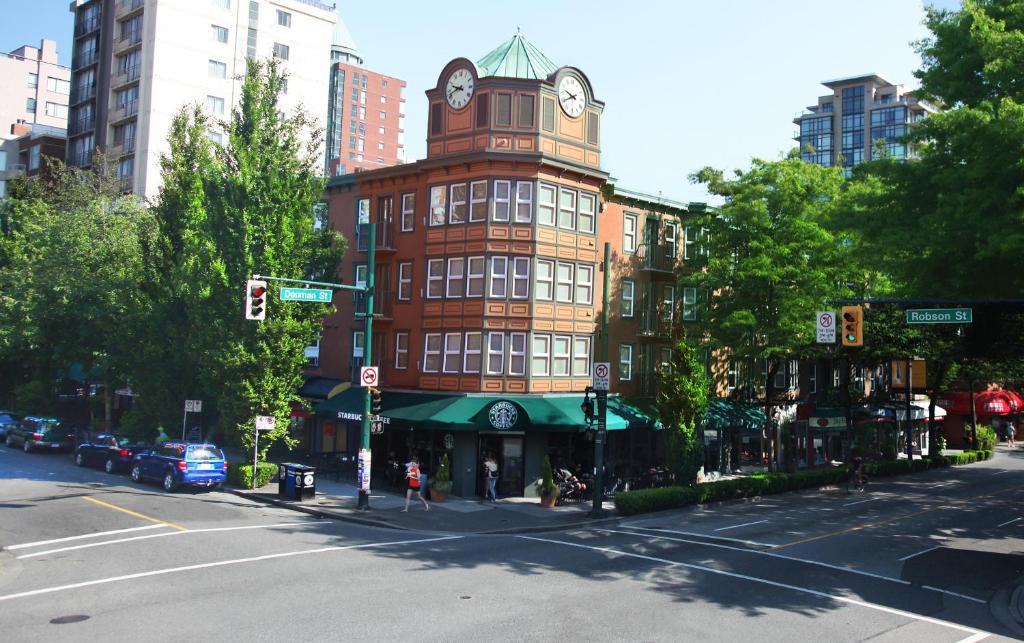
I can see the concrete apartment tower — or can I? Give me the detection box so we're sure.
[793,74,938,174]
[67,0,337,198]
[324,9,406,177]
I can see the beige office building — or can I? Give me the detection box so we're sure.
[67,0,337,198]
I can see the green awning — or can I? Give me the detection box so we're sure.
[704,399,768,433]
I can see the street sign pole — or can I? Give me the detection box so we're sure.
[591,242,611,519]
[905,356,914,462]
[358,224,376,511]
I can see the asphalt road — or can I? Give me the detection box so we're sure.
[1,443,1022,642]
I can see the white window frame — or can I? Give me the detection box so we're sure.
[429,185,446,226]
[555,262,574,303]
[662,285,675,322]
[576,264,594,305]
[398,262,412,301]
[621,280,635,318]
[469,180,488,222]
[443,332,462,373]
[573,336,591,377]
[463,332,482,373]
[446,258,465,298]
[401,193,415,232]
[449,183,467,224]
[395,332,409,369]
[665,221,678,258]
[492,180,510,222]
[426,258,444,299]
[684,226,697,260]
[352,331,365,358]
[624,214,637,254]
[208,59,227,79]
[538,182,556,226]
[531,334,551,377]
[207,95,225,115]
[486,333,505,375]
[512,257,530,299]
[660,347,673,374]
[488,256,508,298]
[276,9,291,26]
[727,360,739,390]
[619,344,633,381]
[578,192,596,234]
[423,334,441,373]
[467,256,485,298]
[211,24,229,43]
[535,259,553,300]
[354,264,367,289]
[514,181,533,223]
[558,187,576,230]
[509,333,527,376]
[682,287,697,321]
[552,335,571,376]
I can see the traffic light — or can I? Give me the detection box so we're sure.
[841,305,863,347]
[370,387,382,415]
[580,387,595,427]
[246,279,267,320]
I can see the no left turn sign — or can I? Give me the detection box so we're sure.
[360,366,378,387]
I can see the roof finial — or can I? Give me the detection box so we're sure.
[516,26,521,35]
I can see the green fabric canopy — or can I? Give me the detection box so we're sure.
[704,399,768,433]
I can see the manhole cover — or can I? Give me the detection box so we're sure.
[50,615,90,625]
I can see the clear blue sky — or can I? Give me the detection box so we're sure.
[3,0,959,203]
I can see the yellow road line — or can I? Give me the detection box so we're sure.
[82,496,187,532]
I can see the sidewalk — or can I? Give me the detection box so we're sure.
[228,477,619,534]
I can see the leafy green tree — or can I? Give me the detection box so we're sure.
[656,340,710,485]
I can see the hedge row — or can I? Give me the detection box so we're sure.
[227,461,279,488]
[614,450,994,516]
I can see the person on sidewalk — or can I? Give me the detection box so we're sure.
[402,455,429,512]
[483,454,499,502]
[155,426,169,444]
[1007,422,1016,448]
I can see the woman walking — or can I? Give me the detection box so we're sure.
[483,454,499,502]
[402,455,429,512]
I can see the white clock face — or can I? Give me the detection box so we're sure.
[445,68,474,110]
[558,76,585,118]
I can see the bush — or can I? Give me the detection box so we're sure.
[538,455,559,499]
[228,461,278,488]
[976,425,997,452]
[431,453,453,493]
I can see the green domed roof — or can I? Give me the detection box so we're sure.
[476,32,558,80]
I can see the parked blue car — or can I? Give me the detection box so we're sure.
[129,441,227,492]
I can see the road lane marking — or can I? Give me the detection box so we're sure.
[517,535,987,639]
[843,497,878,507]
[82,496,187,532]
[997,517,1021,528]
[16,522,312,559]
[921,585,987,605]
[620,525,777,548]
[7,525,168,550]
[0,536,462,602]
[990,470,1010,476]
[602,528,910,586]
[898,545,940,561]
[713,519,767,532]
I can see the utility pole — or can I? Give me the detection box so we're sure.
[905,356,914,461]
[590,242,610,519]
[358,225,376,510]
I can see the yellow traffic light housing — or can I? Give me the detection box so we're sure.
[841,305,863,347]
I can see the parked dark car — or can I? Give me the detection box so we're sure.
[0,412,21,439]
[5,417,74,453]
[74,434,147,473]
[130,442,228,492]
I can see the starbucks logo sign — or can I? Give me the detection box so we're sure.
[488,401,518,430]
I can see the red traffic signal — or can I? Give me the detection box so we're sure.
[246,279,267,321]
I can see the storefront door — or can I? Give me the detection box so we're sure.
[478,433,525,497]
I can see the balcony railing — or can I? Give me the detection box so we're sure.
[116,29,142,50]
[635,243,677,273]
[118,174,134,192]
[74,49,99,70]
[69,151,92,167]
[69,116,95,136]
[75,16,101,37]
[111,100,139,121]
[353,290,394,320]
[116,0,145,17]
[638,307,673,339]
[70,83,96,105]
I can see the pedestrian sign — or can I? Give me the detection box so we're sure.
[359,366,378,387]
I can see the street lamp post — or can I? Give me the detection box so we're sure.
[590,242,611,519]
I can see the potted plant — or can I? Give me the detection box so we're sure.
[430,453,453,502]
[538,455,559,508]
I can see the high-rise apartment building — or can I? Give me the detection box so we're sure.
[67,0,337,198]
[324,13,405,177]
[0,40,70,140]
[793,74,938,174]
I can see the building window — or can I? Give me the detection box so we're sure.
[46,77,70,94]
[621,280,635,318]
[443,333,461,373]
[475,93,489,128]
[664,222,677,258]
[276,9,291,26]
[213,0,230,8]
[496,93,512,127]
[509,333,527,376]
[208,60,227,79]
[558,187,576,230]
[45,102,69,119]
[573,336,591,377]
[619,344,633,381]
[446,258,465,297]
[532,335,551,376]
[449,183,467,224]
[492,180,510,222]
[429,186,446,226]
[535,259,554,300]
[555,262,574,303]
[537,183,556,226]
[576,265,593,305]
[28,145,41,171]
[401,193,415,232]
[246,27,257,59]
[518,95,535,128]
[212,25,228,43]
[727,360,739,390]
[512,257,530,299]
[552,335,571,376]
[469,180,487,222]
[379,111,386,119]
[578,193,596,234]
[426,258,444,299]
[467,256,485,298]
[395,332,409,369]
[463,333,482,373]
[662,285,675,322]
[660,347,673,375]
[352,331,365,359]
[26,98,36,113]
[398,262,412,301]
[207,95,225,115]
[809,363,817,393]
[273,43,290,60]
[682,287,697,321]
[486,333,504,375]
[515,181,533,223]
[28,72,38,88]
[623,214,637,254]
[488,256,507,298]
[354,264,367,289]
[423,334,441,372]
